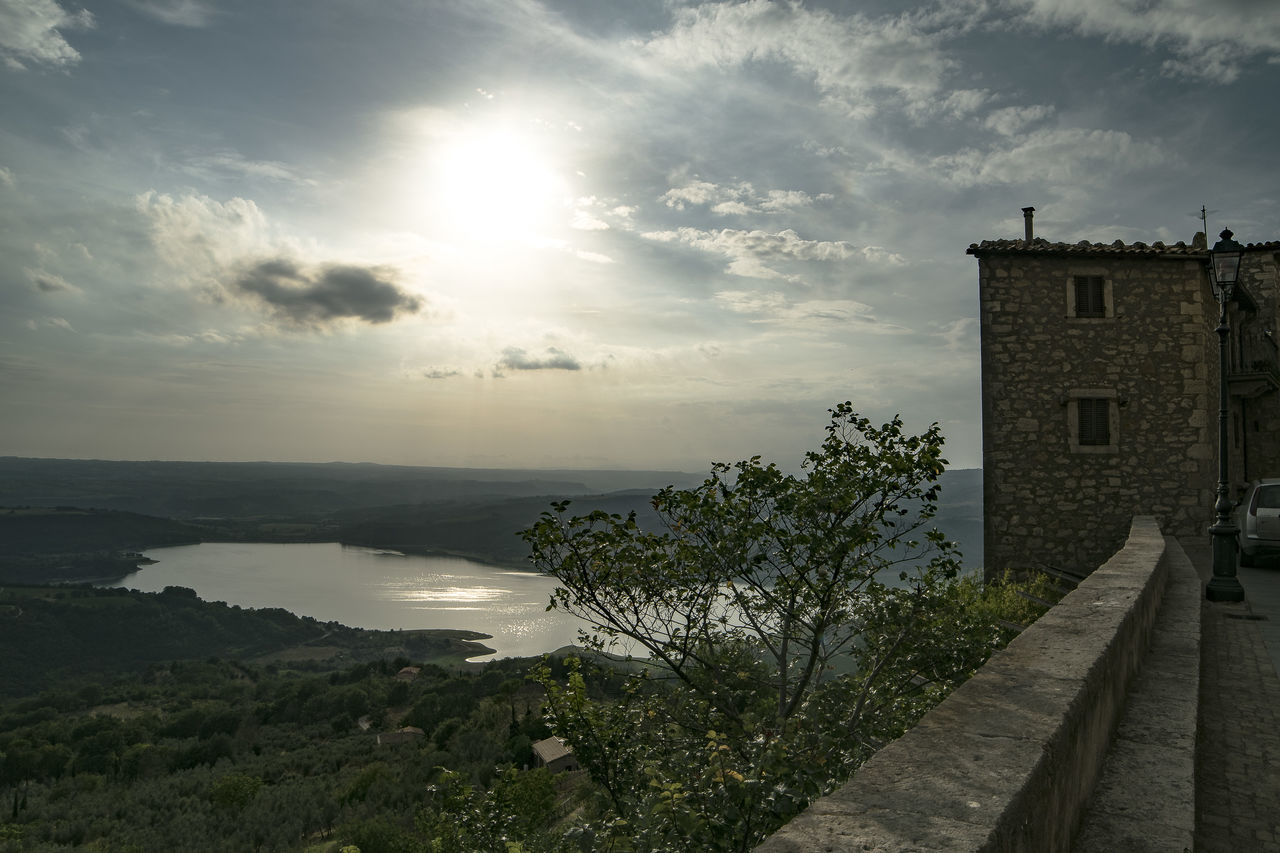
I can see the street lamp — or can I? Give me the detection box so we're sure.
[1206,227,1246,603]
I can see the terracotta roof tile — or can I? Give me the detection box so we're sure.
[967,237,1280,257]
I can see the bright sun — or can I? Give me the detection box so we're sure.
[427,125,570,243]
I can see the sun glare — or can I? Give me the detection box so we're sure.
[428,125,570,242]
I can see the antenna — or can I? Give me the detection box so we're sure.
[1192,205,1220,236]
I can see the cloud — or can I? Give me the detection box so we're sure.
[933,127,1168,187]
[714,290,878,327]
[423,367,461,379]
[137,190,421,329]
[1160,42,1244,84]
[233,259,423,327]
[640,0,963,116]
[570,211,609,231]
[996,0,1280,83]
[138,329,239,346]
[137,190,275,276]
[714,290,788,314]
[0,166,13,186]
[569,196,613,230]
[661,177,832,215]
[924,88,990,120]
[0,0,94,70]
[181,150,315,185]
[496,346,582,372]
[936,317,977,351]
[661,179,730,210]
[24,267,80,294]
[127,0,215,27]
[983,104,1055,136]
[642,227,898,280]
[759,190,831,213]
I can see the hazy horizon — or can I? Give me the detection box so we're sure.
[0,453,702,473]
[5,1,1280,471]
[0,452,983,475]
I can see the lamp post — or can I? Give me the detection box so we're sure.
[1206,228,1246,603]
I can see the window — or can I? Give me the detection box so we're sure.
[1076,398,1110,446]
[1074,276,1106,318]
[1067,390,1119,454]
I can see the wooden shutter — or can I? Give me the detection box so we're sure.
[1074,276,1105,318]
[1077,398,1110,446]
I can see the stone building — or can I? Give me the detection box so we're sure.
[969,209,1280,579]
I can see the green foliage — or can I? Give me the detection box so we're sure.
[524,404,1052,852]
[0,585,494,698]
[209,773,262,812]
[0,507,203,566]
[0,651,559,852]
[344,815,420,853]
[416,766,567,853]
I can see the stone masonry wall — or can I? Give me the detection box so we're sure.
[1235,251,1280,484]
[979,253,1216,578]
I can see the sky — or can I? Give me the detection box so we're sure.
[3,0,1280,472]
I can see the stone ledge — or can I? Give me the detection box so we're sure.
[756,516,1168,853]
[1070,536,1199,853]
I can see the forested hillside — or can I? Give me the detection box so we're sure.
[0,582,613,851]
[0,457,701,519]
[333,490,669,567]
[0,649,576,851]
[0,585,495,699]
[0,508,206,583]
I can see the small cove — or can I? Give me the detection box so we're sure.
[109,542,587,660]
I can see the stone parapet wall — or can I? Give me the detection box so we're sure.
[756,516,1169,853]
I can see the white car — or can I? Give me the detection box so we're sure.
[1237,478,1280,567]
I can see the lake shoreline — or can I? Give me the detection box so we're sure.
[109,541,585,659]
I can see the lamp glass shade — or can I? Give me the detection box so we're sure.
[1209,228,1244,298]
[1212,252,1242,288]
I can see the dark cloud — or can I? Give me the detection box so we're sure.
[423,368,461,379]
[496,346,581,371]
[233,258,421,326]
[27,269,78,293]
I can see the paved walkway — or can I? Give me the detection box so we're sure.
[1179,539,1280,853]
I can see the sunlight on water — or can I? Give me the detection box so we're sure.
[390,585,510,603]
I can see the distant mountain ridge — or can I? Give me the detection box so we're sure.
[0,457,706,519]
[0,459,982,576]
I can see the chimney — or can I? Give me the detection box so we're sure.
[1022,206,1035,242]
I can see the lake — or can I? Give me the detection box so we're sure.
[111,542,587,660]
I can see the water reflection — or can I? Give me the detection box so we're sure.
[392,586,510,603]
[110,542,586,659]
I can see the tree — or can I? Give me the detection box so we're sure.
[523,404,1048,852]
[415,766,566,853]
[209,772,263,813]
